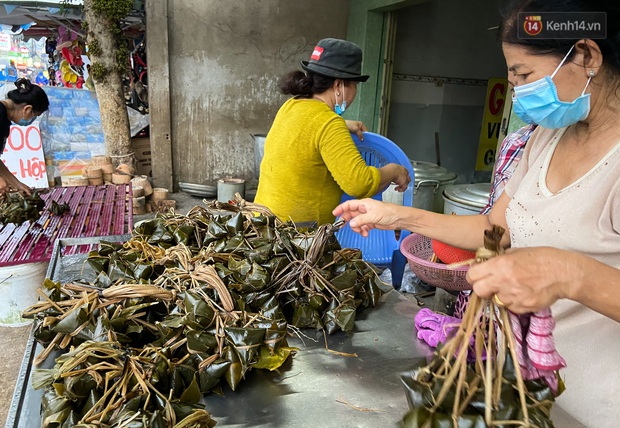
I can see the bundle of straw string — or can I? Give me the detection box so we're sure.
[403,225,556,427]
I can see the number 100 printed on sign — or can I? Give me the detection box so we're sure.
[2,124,48,189]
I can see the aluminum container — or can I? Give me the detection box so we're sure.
[411,161,458,212]
[442,182,492,215]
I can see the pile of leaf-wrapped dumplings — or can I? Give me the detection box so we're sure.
[25,198,389,427]
[0,190,46,225]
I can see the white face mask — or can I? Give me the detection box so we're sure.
[335,84,346,115]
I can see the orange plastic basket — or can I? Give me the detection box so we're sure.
[400,233,472,291]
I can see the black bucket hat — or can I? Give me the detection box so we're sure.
[301,38,370,82]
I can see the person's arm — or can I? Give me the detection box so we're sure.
[332,190,511,250]
[343,121,411,193]
[467,247,620,323]
[0,161,31,195]
[320,120,383,199]
[323,120,412,198]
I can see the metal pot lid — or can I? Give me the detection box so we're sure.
[410,160,457,184]
[179,182,217,198]
[443,183,491,208]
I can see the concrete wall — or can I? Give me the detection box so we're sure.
[154,0,349,187]
[385,0,506,183]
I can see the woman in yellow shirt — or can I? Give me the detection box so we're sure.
[254,38,410,226]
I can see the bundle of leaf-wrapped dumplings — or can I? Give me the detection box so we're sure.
[401,226,563,428]
[25,197,389,427]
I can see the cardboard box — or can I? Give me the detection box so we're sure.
[132,138,152,177]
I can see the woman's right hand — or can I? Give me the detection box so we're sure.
[333,198,402,237]
[466,247,570,314]
[378,163,411,192]
[391,164,411,191]
[0,162,32,196]
[0,176,8,195]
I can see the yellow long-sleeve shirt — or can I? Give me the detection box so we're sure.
[254,97,381,225]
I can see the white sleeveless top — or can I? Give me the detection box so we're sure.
[504,126,620,427]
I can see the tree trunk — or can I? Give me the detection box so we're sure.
[83,0,133,169]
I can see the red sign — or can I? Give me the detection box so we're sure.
[488,82,506,116]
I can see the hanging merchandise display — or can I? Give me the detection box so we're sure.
[56,26,85,88]
[128,37,149,114]
[41,26,85,89]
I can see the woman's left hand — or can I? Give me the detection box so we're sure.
[466,247,571,313]
[333,198,404,237]
[0,174,32,196]
[11,178,32,195]
[346,120,367,141]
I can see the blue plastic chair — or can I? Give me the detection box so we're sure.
[336,132,415,288]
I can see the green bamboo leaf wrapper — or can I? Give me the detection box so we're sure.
[32,369,57,390]
[148,222,175,245]
[184,292,215,329]
[253,345,298,371]
[41,388,72,428]
[247,243,272,264]
[198,359,230,393]
[331,270,357,291]
[225,326,266,366]
[173,224,196,246]
[51,304,89,334]
[225,212,244,235]
[223,346,243,391]
[63,373,97,400]
[185,330,218,354]
[59,411,80,428]
[179,375,202,403]
[292,302,323,330]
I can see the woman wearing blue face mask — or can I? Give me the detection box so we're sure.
[254,38,410,225]
[0,78,49,195]
[333,1,620,425]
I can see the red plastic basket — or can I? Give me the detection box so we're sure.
[431,239,476,264]
[400,233,472,291]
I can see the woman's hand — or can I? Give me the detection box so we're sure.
[377,163,411,193]
[10,177,33,195]
[0,163,32,195]
[345,120,367,141]
[467,247,571,314]
[0,176,7,195]
[390,164,411,191]
[333,198,402,237]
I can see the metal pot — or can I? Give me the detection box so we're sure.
[252,133,267,179]
[442,183,491,215]
[411,161,457,212]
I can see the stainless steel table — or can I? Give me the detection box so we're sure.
[6,237,433,428]
[5,237,586,428]
[201,291,430,427]
[7,290,433,428]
